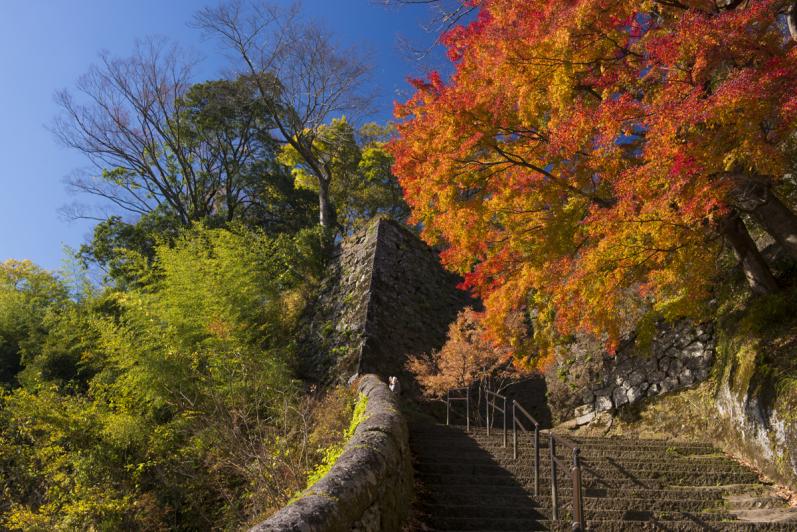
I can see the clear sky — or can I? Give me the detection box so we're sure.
[0,0,446,271]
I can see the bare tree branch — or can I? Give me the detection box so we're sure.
[51,37,268,225]
[194,1,373,231]
[374,0,476,60]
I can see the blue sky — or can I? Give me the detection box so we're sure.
[0,0,446,271]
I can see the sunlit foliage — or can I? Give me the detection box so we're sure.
[279,118,409,233]
[391,0,797,357]
[0,225,333,529]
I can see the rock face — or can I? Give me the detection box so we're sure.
[712,333,797,491]
[301,218,474,383]
[549,319,716,424]
[715,379,797,490]
[251,375,413,532]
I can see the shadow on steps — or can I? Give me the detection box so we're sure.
[408,422,549,531]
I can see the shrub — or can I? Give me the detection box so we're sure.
[407,308,514,398]
[305,391,368,489]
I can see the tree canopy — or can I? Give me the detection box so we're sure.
[391,0,797,355]
[279,118,409,233]
[194,0,374,232]
[53,42,321,231]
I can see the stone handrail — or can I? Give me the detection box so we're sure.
[251,374,412,531]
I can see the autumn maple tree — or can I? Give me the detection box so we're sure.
[391,0,797,356]
[407,308,513,397]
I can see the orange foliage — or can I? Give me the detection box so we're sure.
[391,0,797,358]
[407,308,513,398]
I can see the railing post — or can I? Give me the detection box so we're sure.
[446,391,450,426]
[485,388,491,437]
[512,402,517,460]
[534,424,540,496]
[465,388,470,433]
[572,448,585,532]
[502,396,507,448]
[550,435,558,521]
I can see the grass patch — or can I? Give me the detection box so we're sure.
[305,392,369,489]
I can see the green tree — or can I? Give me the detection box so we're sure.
[278,118,409,233]
[195,1,372,232]
[0,261,69,386]
[54,43,316,231]
[77,210,180,289]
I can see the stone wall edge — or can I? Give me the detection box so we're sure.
[250,374,412,532]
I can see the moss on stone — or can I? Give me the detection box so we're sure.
[305,392,370,489]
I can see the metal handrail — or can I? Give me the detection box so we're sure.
[549,432,585,531]
[511,400,585,530]
[448,391,585,530]
[484,389,507,447]
[445,387,470,432]
[511,400,541,496]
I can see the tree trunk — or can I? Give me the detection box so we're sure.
[788,1,797,42]
[750,187,797,260]
[720,212,779,295]
[318,178,337,231]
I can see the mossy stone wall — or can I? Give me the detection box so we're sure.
[713,328,797,490]
[250,375,412,532]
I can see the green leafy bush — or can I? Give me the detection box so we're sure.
[305,392,369,489]
[0,224,334,530]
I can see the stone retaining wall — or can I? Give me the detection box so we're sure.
[300,218,473,384]
[251,375,412,532]
[359,219,475,380]
[269,219,470,529]
[548,319,716,424]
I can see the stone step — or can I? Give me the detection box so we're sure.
[414,455,747,471]
[414,459,749,476]
[419,515,547,530]
[415,427,717,449]
[411,434,720,450]
[411,437,721,456]
[411,441,735,459]
[415,469,759,487]
[420,491,729,512]
[545,520,797,531]
[422,517,797,531]
[419,504,741,522]
[414,443,723,455]
[414,447,735,464]
[427,426,693,440]
[417,503,546,520]
[419,481,763,501]
[409,423,787,531]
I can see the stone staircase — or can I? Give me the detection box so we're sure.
[409,423,797,531]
